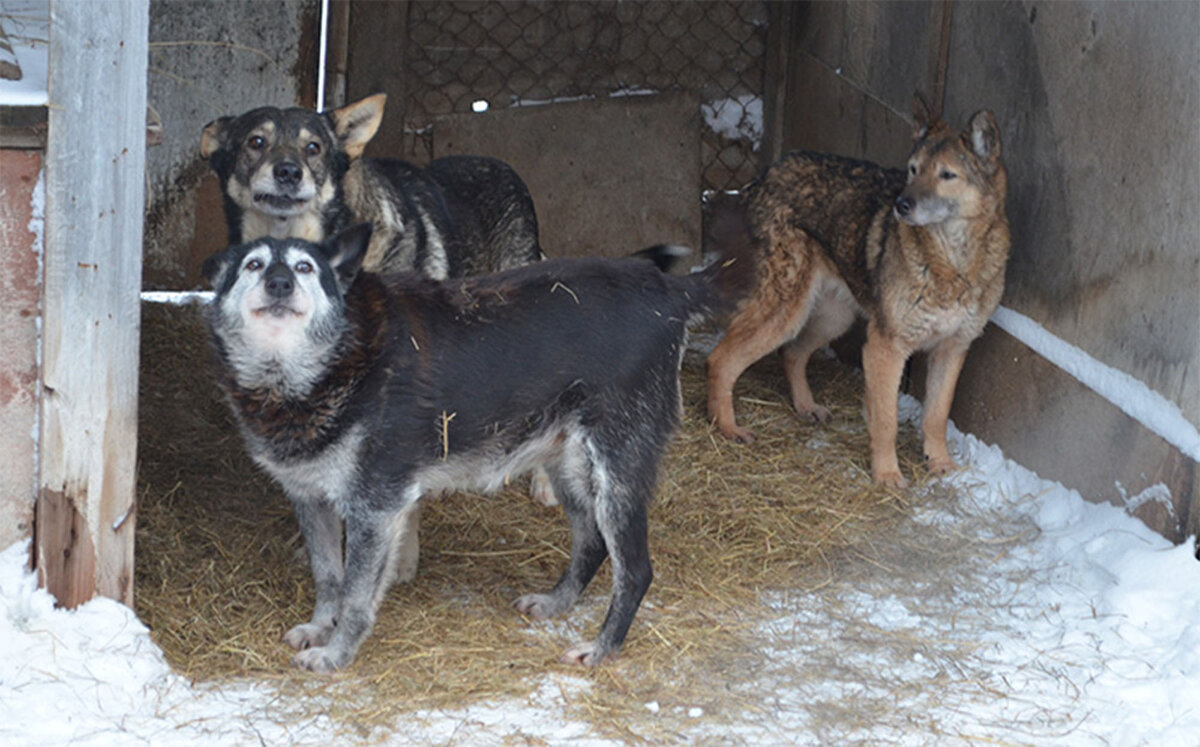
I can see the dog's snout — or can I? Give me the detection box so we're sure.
[894,195,913,217]
[273,160,303,187]
[264,266,294,298]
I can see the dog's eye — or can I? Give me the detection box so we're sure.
[939,170,958,181]
[908,164,917,176]
[244,259,264,272]
[305,142,322,157]
[247,135,266,151]
[294,260,314,274]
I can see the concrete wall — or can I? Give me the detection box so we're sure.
[784,1,1199,539]
[0,150,41,548]
[142,0,316,287]
[432,93,702,260]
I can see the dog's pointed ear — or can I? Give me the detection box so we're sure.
[329,94,386,160]
[912,91,938,140]
[202,249,233,289]
[200,117,232,159]
[965,109,1002,162]
[323,223,373,289]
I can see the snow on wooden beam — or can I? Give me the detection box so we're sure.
[35,0,148,608]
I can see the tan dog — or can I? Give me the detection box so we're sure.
[707,96,1010,487]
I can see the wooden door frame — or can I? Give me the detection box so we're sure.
[34,0,148,609]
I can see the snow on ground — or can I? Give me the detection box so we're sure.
[3,403,1199,744]
[735,405,1200,745]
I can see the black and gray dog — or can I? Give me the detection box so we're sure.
[202,93,559,562]
[202,224,750,672]
[200,93,542,280]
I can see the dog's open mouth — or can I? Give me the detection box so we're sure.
[253,192,309,215]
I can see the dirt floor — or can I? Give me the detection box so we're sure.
[136,302,953,742]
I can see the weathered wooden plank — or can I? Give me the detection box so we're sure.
[346,0,409,158]
[36,0,148,608]
[760,1,796,169]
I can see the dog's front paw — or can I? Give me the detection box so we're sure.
[796,404,833,423]
[291,645,344,674]
[925,455,960,477]
[873,468,909,489]
[561,640,613,667]
[515,592,570,620]
[718,423,756,444]
[282,622,333,651]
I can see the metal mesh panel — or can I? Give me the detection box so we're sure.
[401,0,767,192]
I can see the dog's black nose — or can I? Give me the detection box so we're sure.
[264,267,294,298]
[894,196,912,217]
[273,160,303,187]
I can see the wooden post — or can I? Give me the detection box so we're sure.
[347,0,410,159]
[928,0,955,117]
[760,0,797,169]
[36,0,148,608]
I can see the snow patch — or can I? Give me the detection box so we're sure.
[0,0,49,107]
[27,165,44,494]
[1119,481,1175,517]
[140,290,215,305]
[701,94,763,147]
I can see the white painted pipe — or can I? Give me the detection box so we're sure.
[316,0,330,112]
[990,305,1200,462]
[134,298,1199,463]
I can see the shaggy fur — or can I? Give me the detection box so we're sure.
[201,93,543,279]
[204,225,751,672]
[707,95,1010,487]
[202,93,555,559]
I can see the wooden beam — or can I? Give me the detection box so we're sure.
[327,0,352,110]
[928,0,955,118]
[36,0,148,608]
[346,0,410,159]
[761,0,797,169]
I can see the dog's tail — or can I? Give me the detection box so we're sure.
[631,234,756,325]
[688,191,758,322]
[630,243,693,273]
[628,191,757,323]
[683,244,757,324]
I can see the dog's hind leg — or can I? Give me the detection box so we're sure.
[561,437,656,667]
[782,273,857,423]
[707,249,820,443]
[920,338,970,476]
[529,466,559,507]
[390,503,421,583]
[283,498,344,652]
[515,460,607,619]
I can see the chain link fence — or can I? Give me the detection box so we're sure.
[400,0,767,192]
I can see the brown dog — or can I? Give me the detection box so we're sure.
[707,96,1010,487]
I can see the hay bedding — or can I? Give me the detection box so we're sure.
[136,302,943,741]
